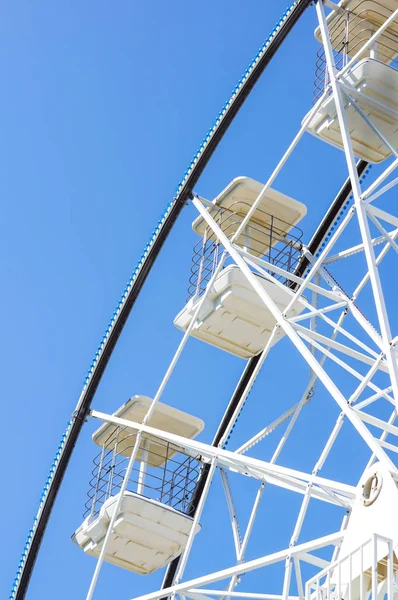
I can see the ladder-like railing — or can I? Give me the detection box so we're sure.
[305,534,395,600]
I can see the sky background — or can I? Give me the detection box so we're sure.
[1,2,396,599]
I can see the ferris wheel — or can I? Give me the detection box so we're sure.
[10,1,398,600]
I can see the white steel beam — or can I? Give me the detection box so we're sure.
[216,325,280,450]
[356,386,393,410]
[294,558,304,600]
[234,246,347,304]
[251,283,368,600]
[297,552,330,570]
[220,469,241,557]
[129,532,344,600]
[323,0,342,11]
[241,248,382,360]
[351,232,398,301]
[302,252,384,352]
[295,330,394,407]
[366,409,397,469]
[226,391,310,597]
[361,157,398,202]
[224,88,332,247]
[288,302,348,323]
[192,195,396,469]
[316,0,398,413]
[225,481,266,599]
[380,439,398,454]
[324,229,398,264]
[314,311,380,361]
[368,204,398,229]
[186,592,299,600]
[347,355,384,405]
[365,177,398,205]
[236,400,308,455]
[366,211,398,255]
[173,458,218,589]
[242,245,383,355]
[281,412,345,600]
[85,254,228,600]
[352,408,398,438]
[291,323,386,372]
[187,592,299,600]
[90,409,356,505]
[281,209,354,315]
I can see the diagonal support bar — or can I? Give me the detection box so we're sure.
[316,0,398,413]
[192,196,395,470]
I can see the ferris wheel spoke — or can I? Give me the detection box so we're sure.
[279,7,398,600]
[317,1,398,406]
[171,459,218,595]
[220,469,242,559]
[366,211,398,255]
[90,409,355,505]
[280,410,347,600]
[236,397,310,456]
[224,385,313,598]
[366,409,398,469]
[324,227,398,264]
[292,325,384,371]
[293,333,393,407]
[186,591,300,600]
[238,248,347,304]
[130,532,344,600]
[191,196,398,470]
[224,481,267,599]
[302,253,384,352]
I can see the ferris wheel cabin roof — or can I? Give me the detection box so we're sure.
[314,0,398,62]
[92,395,204,467]
[192,177,307,257]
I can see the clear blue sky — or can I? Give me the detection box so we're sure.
[0,2,388,599]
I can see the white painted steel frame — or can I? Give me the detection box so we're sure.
[89,410,356,505]
[85,4,398,599]
[131,532,344,600]
[316,1,398,410]
[192,196,396,470]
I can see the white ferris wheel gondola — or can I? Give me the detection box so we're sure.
[73,396,204,575]
[174,177,307,358]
